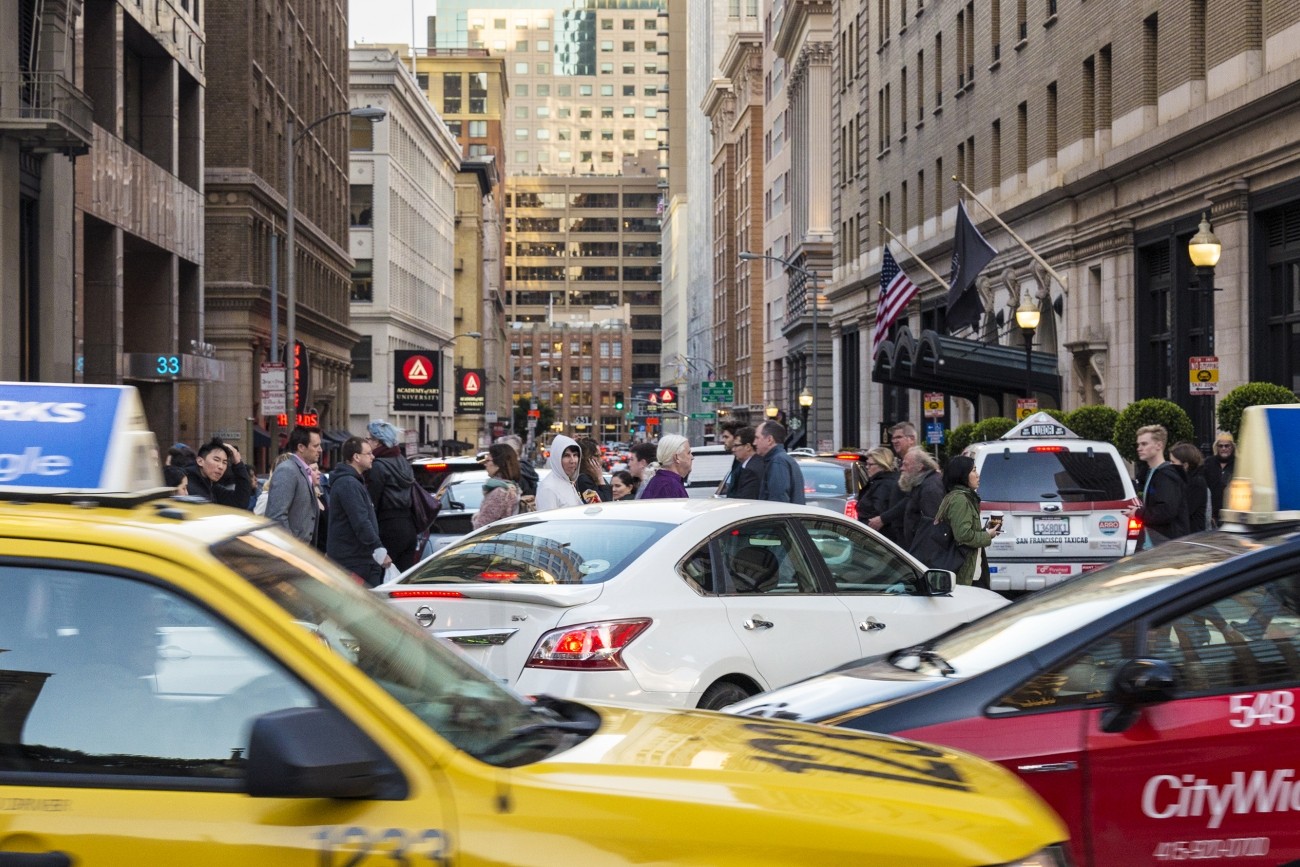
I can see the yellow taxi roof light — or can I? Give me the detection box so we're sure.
[0,382,164,497]
[1219,404,1300,526]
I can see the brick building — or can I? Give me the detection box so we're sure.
[204,0,355,458]
[831,0,1300,449]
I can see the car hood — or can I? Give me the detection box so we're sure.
[503,703,1065,863]
[725,658,951,724]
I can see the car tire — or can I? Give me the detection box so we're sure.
[698,681,751,711]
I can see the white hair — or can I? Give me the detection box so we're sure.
[656,434,690,467]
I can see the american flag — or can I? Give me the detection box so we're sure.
[872,246,919,356]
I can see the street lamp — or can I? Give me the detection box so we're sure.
[765,401,780,420]
[1188,212,1222,449]
[285,105,385,425]
[741,250,821,451]
[798,387,814,446]
[1015,296,1041,401]
[432,331,482,455]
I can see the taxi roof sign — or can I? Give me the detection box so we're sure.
[1221,404,1300,526]
[999,412,1078,440]
[0,382,164,496]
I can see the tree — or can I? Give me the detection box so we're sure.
[513,396,556,440]
[972,416,1016,443]
[1064,405,1119,444]
[1113,399,1196,462]
[1216,382,1299,439]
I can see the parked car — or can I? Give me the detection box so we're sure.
[378,498,1008,709]
[795,454,870,519]
[727,403,1300,867]
[410,455,483,494]
[965,412,1141,594]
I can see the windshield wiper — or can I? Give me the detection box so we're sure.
[474,703,600,765]
[1054,486,1107,497]
[888,644,956,675]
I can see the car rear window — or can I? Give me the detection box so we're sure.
[978,449,1128,502]
[401,519,672,585]
[800,462,850,497]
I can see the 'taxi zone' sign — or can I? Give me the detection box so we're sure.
[455,368,486,415]
[394,350,440,412]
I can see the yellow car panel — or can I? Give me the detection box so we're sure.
[0,382,1068,866]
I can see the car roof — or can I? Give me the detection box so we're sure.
[0,496,271,553]
[480,496,850,526]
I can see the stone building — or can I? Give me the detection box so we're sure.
[833,0,1300,449]
[204,0,355,458]
[512,318,634,445]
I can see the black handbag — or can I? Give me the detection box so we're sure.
[908,517,967,573]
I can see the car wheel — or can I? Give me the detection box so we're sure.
[698,681,751,711]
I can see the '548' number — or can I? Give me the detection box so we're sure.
[1228,691,1295,728]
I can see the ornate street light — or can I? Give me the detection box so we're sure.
[1015,296,1041,401]
[1188,212,1222,448]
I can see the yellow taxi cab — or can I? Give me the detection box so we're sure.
[0,382,1070,865]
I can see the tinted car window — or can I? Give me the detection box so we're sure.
[800,462,851,497]
[977,450,1128,502]
[443,478,487,510]
[402,519,671,585]
[799,517,921,594]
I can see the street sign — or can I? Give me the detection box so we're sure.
[1016,398,1039,420]
[701,380,735,404]
[689,411,715,420]
[923,392,944,418]
[925,422,944,444]
[260,362,286,415]
[1189,356,1220,395]
[485,411,498,423]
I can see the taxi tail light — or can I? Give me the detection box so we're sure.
[526,619,652,670]
[1127,515,1144,540]
[843,498,859,520]
[1028,445,1069,453]
[387,589,466,599]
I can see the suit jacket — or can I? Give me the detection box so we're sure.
[727,456,763,499]
[266,455,319,543]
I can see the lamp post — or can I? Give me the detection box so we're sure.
[1188,212,1222,450]
[285,105,385,425]
[1015,296,1041,401]
[431,331,482,455]
[798,387,814,446]
[765,401,780,421]
[740,251,820,451]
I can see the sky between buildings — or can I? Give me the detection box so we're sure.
[350,0,438,48]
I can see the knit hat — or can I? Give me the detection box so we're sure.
[368,419,399,446]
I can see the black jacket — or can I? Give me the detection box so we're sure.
[1138,462,1190,544]
[727,457,763,500]
[327,463,385,585]
[184,461,253,510]
[367,448,419,571]
[518,460,540,497]
[576,471,612,502]
[1202,455,1235,519]
[902,470,946,549]
[857,470,903,543]
[1181,465,1212,533]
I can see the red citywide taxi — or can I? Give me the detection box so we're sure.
[729,402,1300,867]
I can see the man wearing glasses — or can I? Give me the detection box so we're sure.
[724,426,763,499]
[1204,433,1236,522]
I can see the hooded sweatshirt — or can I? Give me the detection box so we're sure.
[536,434,584,510]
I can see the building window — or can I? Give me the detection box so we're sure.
[350,259,373,302]
[515,62,529,74]
[516,84,529,97]
[580,85,593,96]
[601,62,614,73]
[442,73,462,114]
[468,120,487,137]
[601,40,614,51]
[601,85,614,96]
[350,116,374,150]
[515,106,529,119]
[1257,199,1300,392]
[350,185,372,226]
[351,336,372,381]
[469,73,488,113]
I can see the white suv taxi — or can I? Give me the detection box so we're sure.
[966,412,1141,594]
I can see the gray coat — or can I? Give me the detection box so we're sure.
[265,455,319,543]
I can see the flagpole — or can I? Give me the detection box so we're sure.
[951,176,1069,292]
[878,222,951,290]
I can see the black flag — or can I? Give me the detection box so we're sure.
[945,201,997,333]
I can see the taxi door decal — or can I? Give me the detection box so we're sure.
[315,826,451,867]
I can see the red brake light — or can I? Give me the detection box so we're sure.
[1127,516,1144,536]
[1028,445,1069,453]
[422,462,449,470]
[844,499,859,519]
[387,589,465,599]
[526,619,652,670]
[835,453,860,461]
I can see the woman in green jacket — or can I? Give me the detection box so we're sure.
[936,455,1001,587]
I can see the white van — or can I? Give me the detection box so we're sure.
[965,413,1141,594]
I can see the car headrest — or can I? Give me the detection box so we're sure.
[732,546,779,593]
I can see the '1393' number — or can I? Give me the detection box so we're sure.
[1228,691,1295,728]
[314,826,450,867]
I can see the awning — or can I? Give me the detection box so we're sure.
[872,326,1061,407]
[252,424,271,449]
[321,428,352,447]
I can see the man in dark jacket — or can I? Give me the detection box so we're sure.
[184,438,253,509]
[1127,424,1189,546]
[725,425,763,499]
[899,446,945,549]
[1202,432,1236,521]
[328,437,391,585]
[755,421,805,504]
[366,420,420,571]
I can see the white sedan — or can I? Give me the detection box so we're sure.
[377,498,1008,709]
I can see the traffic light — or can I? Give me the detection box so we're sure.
[614,391,624,410]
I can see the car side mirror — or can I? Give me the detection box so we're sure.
[922,569,954,596]
[1100,658,1178,733]
[247,707,406,800]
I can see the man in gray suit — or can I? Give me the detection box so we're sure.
[266,425,323,542]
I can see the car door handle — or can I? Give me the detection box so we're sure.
[743,617,774,630]
[0,853,73,867]
[1016,761,1078,773]
[859,617,886,632]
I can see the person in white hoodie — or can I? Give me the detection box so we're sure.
[536,434,584,510]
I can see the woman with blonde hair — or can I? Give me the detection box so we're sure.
[856,446,903,543]
[638,434,693,499]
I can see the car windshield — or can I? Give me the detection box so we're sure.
[211,529,538,761]
[402,518,670,585]
[444,478,488,510]
[901,536,1256,676]
[978,448,1128,501]
[800,462,850,497]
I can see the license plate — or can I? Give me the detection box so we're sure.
[1033,517,1070,536]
